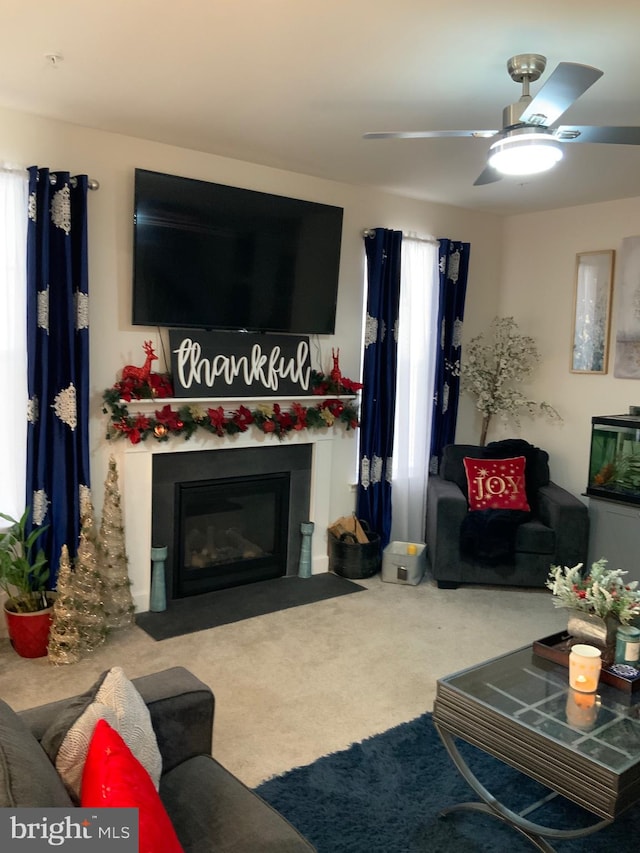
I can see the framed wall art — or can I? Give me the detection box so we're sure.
[614,235,640,379]
[570,249,615,374]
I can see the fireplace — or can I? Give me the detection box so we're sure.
[177,473,290,595]
[112,425,337,612]
[152,444,312,601]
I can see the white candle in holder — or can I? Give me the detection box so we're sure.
[565,688,600,730]
[569,644,602,693]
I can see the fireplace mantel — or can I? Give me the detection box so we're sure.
[123,395,351,405]
[111,426,340,612]
[109,394,355,415]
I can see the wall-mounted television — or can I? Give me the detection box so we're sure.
[132,169,343,334]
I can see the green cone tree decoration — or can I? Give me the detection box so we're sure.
[47,544,81,665]
[99,456,135,629]
[73,514,107,653]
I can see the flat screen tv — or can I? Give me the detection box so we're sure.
[132,169,343,334]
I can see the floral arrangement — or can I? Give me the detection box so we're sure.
[546,559,640,624]
[461,316,560,446]
[309,368,362,396]
[102,369,361,445]
[113,371,174,402]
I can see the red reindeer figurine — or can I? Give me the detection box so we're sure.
[330,348,342,385]
[121,340,158,385]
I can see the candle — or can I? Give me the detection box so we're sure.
[566,688,599,730]
[615,625,640,666]
[569,644,602,693]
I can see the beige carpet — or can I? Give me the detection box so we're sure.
[0,574,566,787]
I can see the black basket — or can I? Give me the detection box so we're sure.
[328,523,381,579]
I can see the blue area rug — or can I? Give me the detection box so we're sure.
[255,713,640,852]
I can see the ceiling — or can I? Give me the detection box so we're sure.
[2,0,640,215]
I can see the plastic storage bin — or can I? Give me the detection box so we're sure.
[382,541,427,585]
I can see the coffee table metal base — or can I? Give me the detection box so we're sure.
[435,723,612,853]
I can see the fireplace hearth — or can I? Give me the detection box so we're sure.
[152,444,312,602]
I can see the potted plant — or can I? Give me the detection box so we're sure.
[546,559,640,662]
[0,507,53,657]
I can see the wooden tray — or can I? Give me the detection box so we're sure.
[533,631,640,694]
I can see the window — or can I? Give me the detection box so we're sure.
[391,237,439,542]
[0,168,28,517]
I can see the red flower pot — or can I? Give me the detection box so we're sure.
[3,597,54,658]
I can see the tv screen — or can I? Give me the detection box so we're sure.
[132,169,343,334]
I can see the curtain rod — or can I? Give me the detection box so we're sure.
[0,165,99,190]
[49,173,100,191]
[362,228,438,245]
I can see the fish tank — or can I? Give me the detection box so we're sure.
[587,414,640,505]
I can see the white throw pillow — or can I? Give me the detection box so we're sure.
[45,667,162,802]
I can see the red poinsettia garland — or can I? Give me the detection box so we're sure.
[102,371,361,445]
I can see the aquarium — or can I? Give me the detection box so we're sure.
[587,414,640,505]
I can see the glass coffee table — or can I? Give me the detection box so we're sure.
[433,644,640,852]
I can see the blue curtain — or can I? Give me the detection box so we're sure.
[26,167,91,585]
[429,239,470,474]
[356,229,402,548]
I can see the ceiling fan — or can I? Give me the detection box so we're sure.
[364,54,640,186]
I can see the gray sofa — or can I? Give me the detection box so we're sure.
[2,666,316,853]
[426,441,590,589]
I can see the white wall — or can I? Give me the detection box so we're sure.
[493,196,640,499]
[1,105,503,529]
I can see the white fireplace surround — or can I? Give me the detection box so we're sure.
[111,399,338,612]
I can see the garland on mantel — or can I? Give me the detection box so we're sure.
[102,370,361,445]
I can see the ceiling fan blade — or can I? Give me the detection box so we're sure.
[363,130,498,140]
[473,165,502,186]
[519,62,603,127]
[555,125,640,145]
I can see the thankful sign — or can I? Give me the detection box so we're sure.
[168,330,312,398]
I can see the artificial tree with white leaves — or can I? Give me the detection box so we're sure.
[461,316,560,446]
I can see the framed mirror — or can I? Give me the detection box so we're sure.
[571,250,615,374]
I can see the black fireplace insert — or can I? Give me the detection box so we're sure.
[152,444,312,600]
[176,472,289,596]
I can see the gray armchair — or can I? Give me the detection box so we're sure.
[425,441,589,589]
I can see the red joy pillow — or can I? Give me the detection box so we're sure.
[462,456,531,512]
[81,719,184,853]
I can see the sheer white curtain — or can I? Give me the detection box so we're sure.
[0,167,28,519]
[390,236,439,543]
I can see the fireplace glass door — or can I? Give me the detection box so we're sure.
[176,473,290,596]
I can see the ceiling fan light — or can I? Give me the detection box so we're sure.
[488,133,564,176]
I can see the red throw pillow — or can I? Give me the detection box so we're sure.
[81,719,184,853]
[462,456,531,512]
